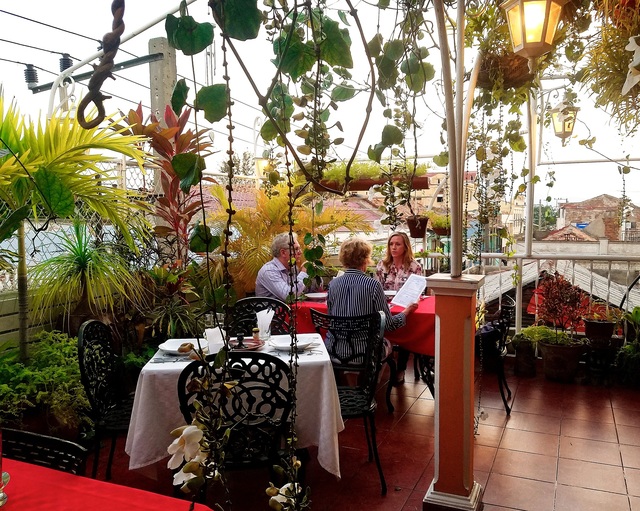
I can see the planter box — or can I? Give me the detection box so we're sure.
[314,176,430,192]
[539,341,587,382]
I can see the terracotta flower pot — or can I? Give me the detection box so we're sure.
[538,341,587,382]
[407,216,429,238]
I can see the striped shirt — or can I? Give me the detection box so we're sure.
[325,269,407,361]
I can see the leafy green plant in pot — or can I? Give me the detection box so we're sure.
[616,306,640,387]
[535,272,589,382]
[0,330,91,440]
[29,221,148,337]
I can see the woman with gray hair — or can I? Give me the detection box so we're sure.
[255,232,309,301]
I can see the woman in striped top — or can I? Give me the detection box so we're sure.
[327,237,418,367]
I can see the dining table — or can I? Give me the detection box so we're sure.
[294,295,436,356]
[0,458,212,511]
[125,333,344,479]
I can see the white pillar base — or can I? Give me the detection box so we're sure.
[424,480,484,511]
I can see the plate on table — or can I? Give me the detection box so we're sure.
[305,292,328,301]
[159,338,204,356]
[269,337,315,352]
[384,290,397,300]
[229,339,265,351]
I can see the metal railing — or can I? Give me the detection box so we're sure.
[470,252,640,332]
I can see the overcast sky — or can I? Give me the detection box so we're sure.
[1,0,640,207]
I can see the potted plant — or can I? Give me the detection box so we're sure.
[427,210,451,236]
[582,300,623,342]
[511,330,538,377]
[535,272,589,382]
[0,330,91,440]
[615,306,640,387]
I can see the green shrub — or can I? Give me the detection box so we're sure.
[0,331,91,434]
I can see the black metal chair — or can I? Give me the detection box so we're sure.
[227,296,291,337]
[77,319,134,479]
[309,309,388,495]
[177,351,293,473]
[2,428,89,475]
[475,295,516,414]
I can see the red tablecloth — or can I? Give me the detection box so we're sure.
[0,458,211,511]
[294,296,436,356]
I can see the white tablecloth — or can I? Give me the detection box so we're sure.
[125,333,344,478]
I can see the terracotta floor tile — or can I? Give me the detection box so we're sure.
[491,448,557,482]
[483,473,555,511]
[557,457,627,493]
[619,426,640,447]
[504,410,562,435]
[562,401,615,423]
[612,391,640,412]
[406,397,435,416]
[474,469,489,489]
[474,424,504,448]
[392,411,435,437]
[511,395,563,417]
[622,444,640,469]
[400,489,427,511]
[414,458,435,492]
[615,408,640,427]
[559,435,622,465]
[627,467,640,497]
[499,428,559,457]
[561,417,618,442]
[474,445,498,473]
[555,484,631,511]
[632,495,640,511]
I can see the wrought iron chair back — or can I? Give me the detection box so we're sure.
[2,428,89,475]
[475,295,516,414]
[227,297,291,337]
[177,351,293,469]
[77,319,134,479]
[308,309,388,494]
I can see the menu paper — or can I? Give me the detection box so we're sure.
[390,274,427,307]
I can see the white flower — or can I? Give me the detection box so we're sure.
[622,35,640,95]
[268,483,303,510]
[167,424,204,469]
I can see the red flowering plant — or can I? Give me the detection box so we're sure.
[536,272,589,344]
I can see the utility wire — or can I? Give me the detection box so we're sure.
[0,38,78,59]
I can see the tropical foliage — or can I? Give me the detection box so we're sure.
[206,183,372,295]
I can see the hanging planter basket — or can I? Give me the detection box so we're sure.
[407,216,430,238]
[477,52,534,90]
[431,227,451,237]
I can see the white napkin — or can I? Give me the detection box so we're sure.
[256,309,275,340]
[205,327,225,353]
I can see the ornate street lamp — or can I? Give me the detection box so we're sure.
[501,0,569,60]
[550,100,579,145]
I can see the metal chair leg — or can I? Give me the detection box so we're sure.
[496,357,512,415]
[367,413,387,496]
[385,358,396,413]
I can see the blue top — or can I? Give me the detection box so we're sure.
[255,258,308,301]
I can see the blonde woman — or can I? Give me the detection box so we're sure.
[375,232,423,291]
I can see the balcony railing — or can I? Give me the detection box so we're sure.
[468,252,640,332]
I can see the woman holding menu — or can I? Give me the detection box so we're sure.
[375,232,423,384]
